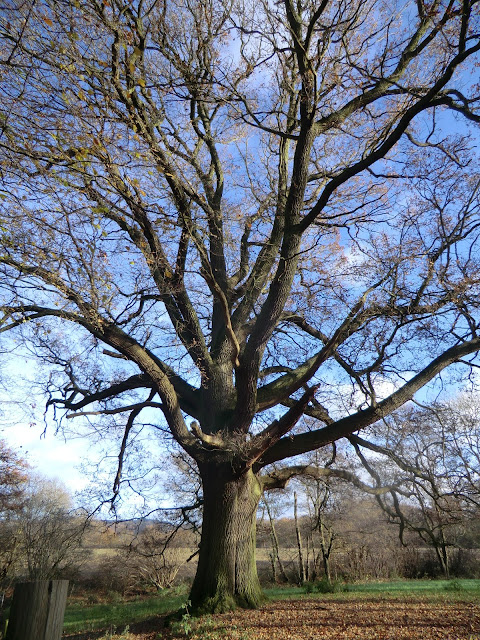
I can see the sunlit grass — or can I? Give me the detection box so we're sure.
[266,578,480,600]
[63,590,187,634]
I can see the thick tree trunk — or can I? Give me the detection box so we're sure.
[189,465,265,613]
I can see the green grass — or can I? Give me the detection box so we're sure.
[265,578,480,600]
[62,591,187,634]
[344,578,480,593]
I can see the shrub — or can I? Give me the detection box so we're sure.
[449,549,480,579]
[303,581,316,594]
[303,577,345,594]
[443,579,464,592]
[88,554,137,595]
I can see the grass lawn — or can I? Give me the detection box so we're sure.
[265,578,480,600]
[62,590,188,635]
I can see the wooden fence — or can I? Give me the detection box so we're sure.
[5,580,68,640]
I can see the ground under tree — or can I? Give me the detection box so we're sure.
[1,0,480,613]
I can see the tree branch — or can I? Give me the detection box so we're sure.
[258,336,480,467]
[261,464,408,495]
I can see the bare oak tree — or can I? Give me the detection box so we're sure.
[1,0,480,611]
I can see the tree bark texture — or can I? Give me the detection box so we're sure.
[189,467,264,613]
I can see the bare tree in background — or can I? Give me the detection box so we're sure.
[13,477,89,581]
[260,494,290,583]
[0,440,27,514]
[0,440,27,602]
[1,0,480,611]
[299,471,338,582]
[351,396,480,578]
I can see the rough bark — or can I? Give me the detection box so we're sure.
[189,466,265,613]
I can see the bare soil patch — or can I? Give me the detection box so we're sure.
[64,596,480,640]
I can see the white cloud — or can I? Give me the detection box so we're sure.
[0,422,89,493]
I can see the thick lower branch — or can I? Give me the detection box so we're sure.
[246,385,318,462]
[258,337,480,467]
[261,464,408,495]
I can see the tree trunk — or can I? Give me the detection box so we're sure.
[305,534,311,582]
[294,492,306,585]
[435,542,450,579]
[319,520,333,582]
[189,466,264,613]
[265,499,289,583]
[269,550,277,583]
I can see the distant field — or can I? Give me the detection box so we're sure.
[87,546,308,567]
[83,546,299,582]
[88,547,196,560]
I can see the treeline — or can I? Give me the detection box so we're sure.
[255,395,480,585]
[257,492,480,585]
[0,437,195,600]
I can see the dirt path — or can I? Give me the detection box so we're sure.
[64,596,480,640]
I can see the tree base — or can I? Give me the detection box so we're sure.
[164,587,266,625]
[190,585,266,615]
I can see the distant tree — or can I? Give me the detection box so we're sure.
[1,0,480,612]
[293,490,307,584]
[299,475,337,583]
[350,397,480,578]
[0,440,27,516]
[260,494,290,583]
[13,477,89,581]
[0,440,28,601]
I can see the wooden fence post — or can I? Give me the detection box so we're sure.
[5,580,68,640]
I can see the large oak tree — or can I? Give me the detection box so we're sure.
[1,0,480,612]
